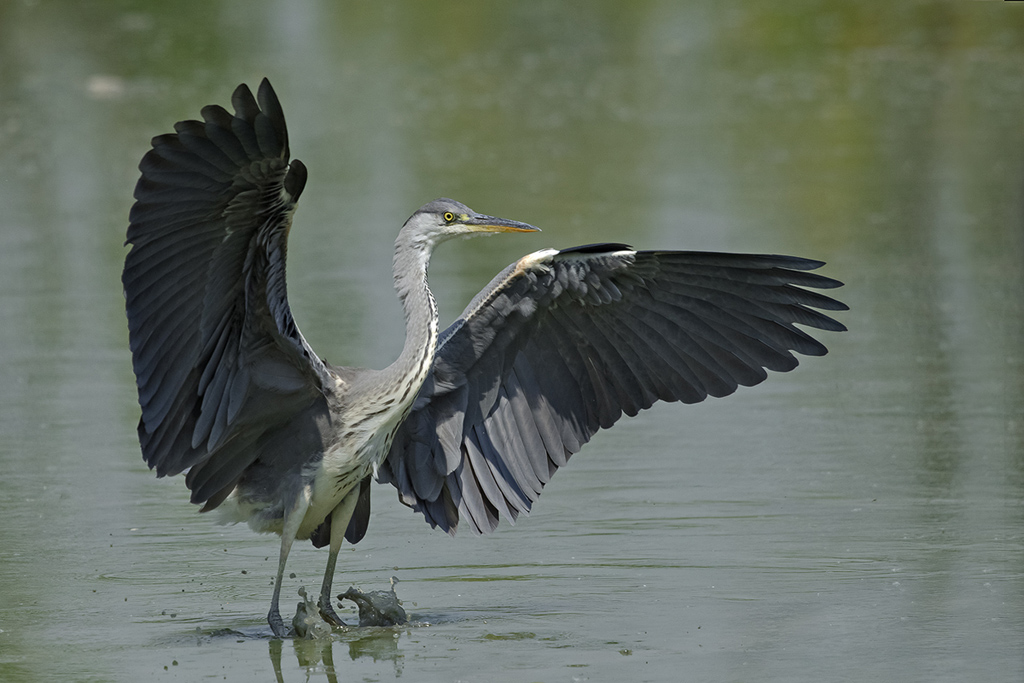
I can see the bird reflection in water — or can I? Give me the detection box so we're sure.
[269,625,405,683]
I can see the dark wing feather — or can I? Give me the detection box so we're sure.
[381,245,847,534]
[308,475,372,549]
[123,79,330,508]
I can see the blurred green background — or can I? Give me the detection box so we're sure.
[1,1,1022,682]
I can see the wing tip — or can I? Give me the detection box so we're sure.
[285,159,307,201]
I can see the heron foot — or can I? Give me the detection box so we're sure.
[318,594,348,629]
[268,606,289,638]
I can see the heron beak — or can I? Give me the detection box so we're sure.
[465,214,541,233]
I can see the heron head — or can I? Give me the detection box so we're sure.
[402,198,539,247]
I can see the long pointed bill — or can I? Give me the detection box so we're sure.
[465,214,541,234]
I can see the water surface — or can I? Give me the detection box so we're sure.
[0,1,1021,681]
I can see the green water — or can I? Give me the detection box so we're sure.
[1,1,1021,681]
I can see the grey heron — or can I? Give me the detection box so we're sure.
[123,79,847,637]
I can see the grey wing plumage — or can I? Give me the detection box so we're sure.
[381,244,848,534]
[123,79,329,509]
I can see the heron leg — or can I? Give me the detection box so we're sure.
[318,490,360,628]
[268,488,311,638]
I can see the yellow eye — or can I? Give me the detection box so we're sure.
[443,212,455,223]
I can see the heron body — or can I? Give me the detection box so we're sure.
[123,79,847,637]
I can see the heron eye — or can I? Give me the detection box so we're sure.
[443,212,455,223]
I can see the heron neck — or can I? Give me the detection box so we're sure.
[381,232,439,398]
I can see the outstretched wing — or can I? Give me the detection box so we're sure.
[381,244,848,534]
[123,79,330,509]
